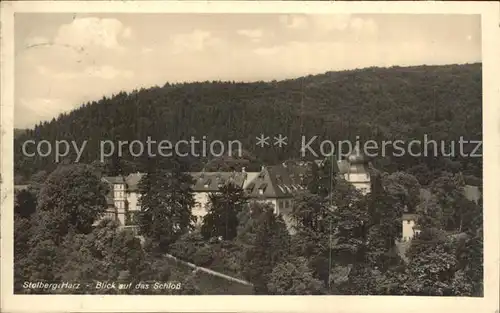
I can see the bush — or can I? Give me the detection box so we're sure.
[192,246,214,267]
[169,231,206,262]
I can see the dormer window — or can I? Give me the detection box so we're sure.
[204,179,211,188]
[217,179,225,188]
[258,183,267,195]
[276,174,282,184]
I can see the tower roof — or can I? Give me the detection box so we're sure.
[347,146,367,164]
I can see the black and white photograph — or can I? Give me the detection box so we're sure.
[1,1,499,312]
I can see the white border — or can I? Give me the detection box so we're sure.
[1,1,499,313]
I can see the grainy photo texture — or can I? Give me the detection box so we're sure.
[9,11,487,297]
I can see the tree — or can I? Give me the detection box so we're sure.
[456,197,483,296]
[56,219,147,294]
[304,161,320,194]
[415,196,444,231]
[28,170,49,196]
[35,164,108,243]
[14,189,37,218]
[317,156,337,198]
[24,239,59,284]
[267,257,325,295]
[179,274,202,295]
[408,164,434,186]
[169,231,209,263]
[429,172,472,231]
[14,215,34,292]
[136,161,196,253]
[57,232,106,293]
[405,238,460,295]
[382,171,421,212]
[365,172,404,265]
[335,264,385,295]
[328,178,368,266]
[242,206,291,294]
[236,201,266,244]
[291,191,329,233]
[201,183,248,240]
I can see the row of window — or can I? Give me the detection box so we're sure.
[278,199,292,210]
[104,212,117,219]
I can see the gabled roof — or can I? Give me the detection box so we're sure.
[463,185,480,204]
[190,172,247,192]
[122,171,248,193]
[102,176,125,184]
[245,164,308,199]
[402,213,418,221]
[14,185,29,191]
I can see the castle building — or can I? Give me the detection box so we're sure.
[97,150,372,230]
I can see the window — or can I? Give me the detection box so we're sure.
[204,179,211,188]
[258,183,267,194]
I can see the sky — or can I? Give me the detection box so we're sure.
[14,13,481,128]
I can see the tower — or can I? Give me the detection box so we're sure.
[344,146,371,195]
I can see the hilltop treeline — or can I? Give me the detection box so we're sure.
[15,63,482,184]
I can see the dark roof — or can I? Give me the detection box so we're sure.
[463,185,480,204]
[14,185,29,191]
[120,172,247,193]
[245,164,308,199]
[102,176,125,184]
[190,172,247,192]
[402,213,418,221]
[315,158,363,175]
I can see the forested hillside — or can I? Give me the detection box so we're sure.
[14,63,482,183]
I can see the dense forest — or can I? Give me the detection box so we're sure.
[15,63,482,185]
